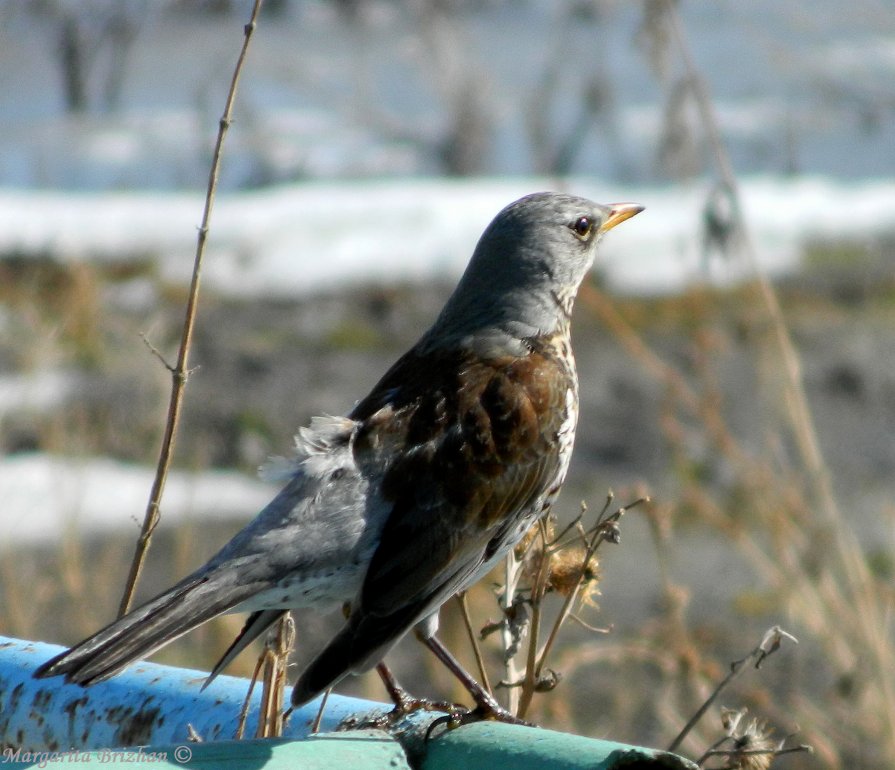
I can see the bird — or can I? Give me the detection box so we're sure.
[35,192,642,717]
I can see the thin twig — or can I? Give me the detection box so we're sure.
[256,614,294,738]
[566,613,610,634]
[235,650,266,740]
[311,689,330,734]
[545,509,587,549]
[456,592,493,695]
[500,549,522,713]
[117,0,264,617]
[660,0,835,521]
[693,734,731,766]
[516,518,554,718]
[698,744,813,765]
[533,496,642,683]
[517,495,646,718]
[667,626,798,754]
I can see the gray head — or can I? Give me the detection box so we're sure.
[426,192,642,351]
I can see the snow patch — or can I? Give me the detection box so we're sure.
[1,454,275,547]
[2,176,894,298]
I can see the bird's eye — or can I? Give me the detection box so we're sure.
[572,216,593,238]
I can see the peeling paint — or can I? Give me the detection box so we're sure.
[113,705,162,747]
[1,635,389,752]
[8,682,24,712]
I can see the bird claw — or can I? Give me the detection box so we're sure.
[376,665,466,724]
[388,694,467,723]
[424,701,534,740]
[475,704,534,727]
[341,695,466,732]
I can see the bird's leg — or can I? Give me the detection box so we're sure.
[375,661,465,720]
[417,632,532,726]
[376,662,414,711]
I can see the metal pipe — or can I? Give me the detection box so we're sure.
[0,636,384,752]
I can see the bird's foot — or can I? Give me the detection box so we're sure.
[470,703,533,726]
[375,662,465,724]
[343,698,466,732]
[387,693,467,724]
[468,688,535,726]
[424,695,534,739]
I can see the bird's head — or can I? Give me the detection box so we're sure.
[429,192,643,351]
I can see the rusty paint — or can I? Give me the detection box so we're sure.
[31,688,53,711]
[9,682,25,712]
[113,705,163,747]
[1,635,386,752]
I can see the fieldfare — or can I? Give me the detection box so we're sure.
[35,192,642,716]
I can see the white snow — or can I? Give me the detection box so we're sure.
[0,453,274,547]
[1,176,894,298]
[0,371,76,416]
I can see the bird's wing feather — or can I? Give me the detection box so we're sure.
[292,345,572,705]
[34,569,271,685]
[201,609,288,689]
[353,342,571,620]
[35,417,369,685]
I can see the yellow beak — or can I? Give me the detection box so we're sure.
[599,202,645,233]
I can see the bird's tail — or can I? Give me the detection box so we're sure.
[201,608,287,690]
[291,605,419,706]
[34,569,264,686]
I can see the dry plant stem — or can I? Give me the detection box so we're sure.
[666,656,740,755]
[533,497,624,677]
[117,0,264,617]
[501,550,522,713]
[517,495,645,719]
[666,627,796,754]
[456,592,493,695]
[257,652,276,737]
[256,615,294,738]
[311,689,331,734]
[579,284,700,416]
[694,735,731,767]
[235,652,266,739]
[660,0,833,522]
[661,0,895,742]
[516,518,554,719]
[697,744,812,767]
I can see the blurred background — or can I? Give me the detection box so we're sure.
[2,1,894,767]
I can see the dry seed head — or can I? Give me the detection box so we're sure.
[718,709,776,770]
[517,541,601,604]
[721,706,747,734]
[730,718,775,770]
[546,545,602,603]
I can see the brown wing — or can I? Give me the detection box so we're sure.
[350,340,573,618]
[291,337,577,705]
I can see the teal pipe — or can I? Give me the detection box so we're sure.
[1,636,697,769]
[1,734,411,770]
[0,636,388,750]
[420,721,697,769]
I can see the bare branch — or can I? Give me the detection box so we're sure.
[456,592,493,696]
[117,0,265,617]
[667,626,798,753]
